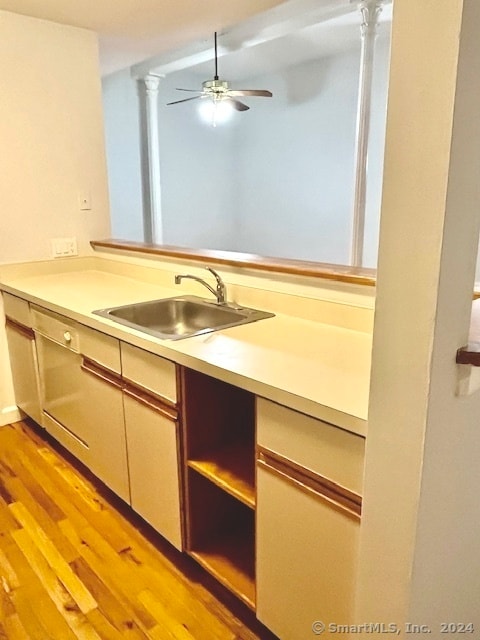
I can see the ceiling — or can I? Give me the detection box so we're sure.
[0,0,392,78]
[0,0,286,74]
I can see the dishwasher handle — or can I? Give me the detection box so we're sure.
[31,306,79,352]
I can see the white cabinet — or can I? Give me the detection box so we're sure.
[78,325,129,503]
[121,343,182,550]
[3,293,42,425]
[5,300,182,545]
[255,398,365,640]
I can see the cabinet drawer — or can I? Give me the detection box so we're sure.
[78,324,121,373]
[256,398,365,495]
[3,292,31,327]
[121,343,177,405]
[31,306,80,352]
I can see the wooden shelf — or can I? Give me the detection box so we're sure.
[180,367,257,610]
[190,526,255,610]
[188,440,255,509]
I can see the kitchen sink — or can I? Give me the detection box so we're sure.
[92,295,274,340]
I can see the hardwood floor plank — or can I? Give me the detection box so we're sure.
[0,582,16,618]
[0,505,19,537]
[0,422,276,640]
[59,519,159,632]
[69,556,150,639]
[38,446,105,513]
[0,549,20,592]
[138,589,197,640]
[132,560,238,640]
[11,527,101,639]
[9,502,97,614]
[86,608,125,640]
[2,614,30,640]
[3,475,78,564]
[145,624,180,640]
[4,532,78,640]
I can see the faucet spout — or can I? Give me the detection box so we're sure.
[174,267,227,305]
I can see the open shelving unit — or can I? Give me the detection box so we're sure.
[180,367,256,608]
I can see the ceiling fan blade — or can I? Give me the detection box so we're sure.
[166,96,203,106]
[226,98,250,112]
[228,89,273,97]
[175,88,203,92]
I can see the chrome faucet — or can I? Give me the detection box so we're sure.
[174,266,227,305]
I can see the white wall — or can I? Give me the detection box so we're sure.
[0,11,111,425]
[357,0,480,629]
[0,12,111,263]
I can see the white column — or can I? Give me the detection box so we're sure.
[143,74,164,244]
[350,0,383,267]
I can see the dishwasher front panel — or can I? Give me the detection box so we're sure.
[36,333,89,447]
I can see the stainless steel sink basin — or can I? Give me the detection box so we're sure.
[92,295,274,340]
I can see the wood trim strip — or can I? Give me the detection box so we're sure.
[456,344,480,366]
[457,299,480,364]
[81,357,123,389]
[122,375,177,411]
[257,446,362,519]
[5,317,35,340]
[123,381,178,420]
[90,239,377,287]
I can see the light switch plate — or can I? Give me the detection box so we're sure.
[79,191,92,210]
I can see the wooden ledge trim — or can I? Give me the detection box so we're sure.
[257,446,362,519]
[5,317,35,340]
[456,299,480,365]
[91,239,377,287]
[456,343,480,366]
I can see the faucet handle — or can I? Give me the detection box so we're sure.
[205,266,227,304]
[205,266,222,283]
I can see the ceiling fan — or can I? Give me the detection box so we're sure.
[166,32,273,112]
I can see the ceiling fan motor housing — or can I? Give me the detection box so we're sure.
[203,79,230,94]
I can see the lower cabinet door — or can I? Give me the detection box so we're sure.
[124,394,183,550]
[5,320,42,425]
[80,360,130,503]
[256,462,360,640]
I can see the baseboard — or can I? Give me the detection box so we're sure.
[0,405,22,426]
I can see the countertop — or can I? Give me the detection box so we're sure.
[0,263,372,436]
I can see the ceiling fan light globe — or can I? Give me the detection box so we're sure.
[199,98,233,127]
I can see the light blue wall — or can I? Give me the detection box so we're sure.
[102,68,144,241]
[102,34,390,266]
[157,71,240,250]
[230,50,359,264]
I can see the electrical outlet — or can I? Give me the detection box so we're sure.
[51,237,78,258]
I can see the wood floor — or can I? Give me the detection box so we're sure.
[0,421,276,640]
